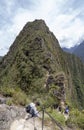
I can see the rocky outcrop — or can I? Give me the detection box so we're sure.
[0,104,26,130]
[0,104,63,130]
[0,97,7,104]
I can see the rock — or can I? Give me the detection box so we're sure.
[0,104,26,130]
[0,97,6,104]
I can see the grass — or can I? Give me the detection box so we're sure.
[66,108,84,130]
[47,109,66,126]
[0,86,29,106]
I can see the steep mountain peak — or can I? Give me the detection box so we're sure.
[0,19,84,109]
[25,19,48,29]
[1,19,60,67]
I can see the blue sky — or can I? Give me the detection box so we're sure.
[0,0,84,56]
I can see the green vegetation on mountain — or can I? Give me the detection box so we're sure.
[0,19,84,112]
[63,52,84,108]
[63,41,84,62]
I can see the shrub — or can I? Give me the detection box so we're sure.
[50,110,65,126]
[0,86,28,106]
[6,98,13,106]
[12,89,28,106]
[66,108,84,129]
[0,86,15,97]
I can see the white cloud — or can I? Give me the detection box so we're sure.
[0,8,35,56]
[49,8,84,48]
[5,0,14,14]
[10,8,34,34]
[0,0,84,55]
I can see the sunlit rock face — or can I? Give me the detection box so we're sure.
[10,118,52,130]
[0,104,55,130]
[0,104,26,130]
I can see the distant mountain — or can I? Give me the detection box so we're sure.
[0,19,84,109]
[73,41,84,62]
[62,42,84,62]
[0,56,2,59]
[0,56,3,61]
[62,47,70,53]
[62,45,78,53]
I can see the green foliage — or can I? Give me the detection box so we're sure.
[50,110,66,126]
[66,108,84,129]
[11,87,28,106]
[6,98,13,106]
[0,86,15,97]
[42,95,56,108]
[0,86,28,106]
[72,78,84,108]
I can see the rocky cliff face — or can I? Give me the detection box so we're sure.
[0,19,84,109]
[0,103,79,130]
[0,104,25,130]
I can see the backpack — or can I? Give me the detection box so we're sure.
[26,105,35,117]
[30,108,35,117]
[26,105,31,113]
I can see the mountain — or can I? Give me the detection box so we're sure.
[0,56,3,61]
[73,41,84,62]
[0,19,84,109]
[62,47,70,53]
[62,41,84,62]
[63,45,78,53]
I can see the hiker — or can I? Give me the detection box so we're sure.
[64,106,69,114]
[25,101,40,119]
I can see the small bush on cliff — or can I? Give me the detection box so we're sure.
[50,110,65,126]
[6,98,13,106]
[66,108,84,129]
[0,86,15,97]
[0,86,28,106]
[12,88,28,106]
